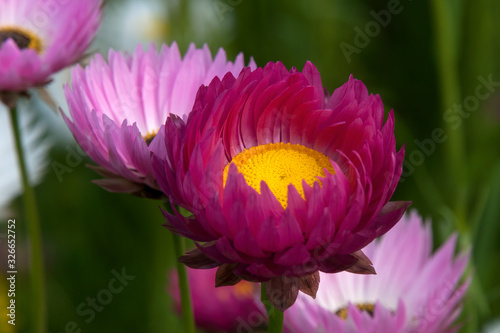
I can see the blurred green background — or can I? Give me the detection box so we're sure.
[5,0,500,332]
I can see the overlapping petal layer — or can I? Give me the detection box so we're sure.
[285,211,470,333]
[0,0,102,91]
[152,61,409,309]
[63,43,254,196]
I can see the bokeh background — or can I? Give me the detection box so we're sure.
[2,0,500,332]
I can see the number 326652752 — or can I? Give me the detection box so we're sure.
[7,219,15,268]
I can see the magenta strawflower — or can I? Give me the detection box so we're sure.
[168,267,264,332]
[0,0,102,93]
[62,43,255,196]
[285,211,470,333]
[152,61,410,310]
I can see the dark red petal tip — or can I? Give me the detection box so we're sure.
[345,250,376,275]
[215,263,242,287]
[381,201,413,215]
[264,276,300,312]
[299,271,320,299]
[91,178,144,194]
[371,200,413,237]
[178,247,219,269]
[86,164,117,178]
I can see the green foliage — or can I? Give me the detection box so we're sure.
[14,150,182,332]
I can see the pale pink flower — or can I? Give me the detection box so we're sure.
[0,0,102,92]
[63,42,255,197]
[285,211,470,333]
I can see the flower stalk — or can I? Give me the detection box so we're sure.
[172,234,195,333]
[8,104,46,333]
[261,283,284,333]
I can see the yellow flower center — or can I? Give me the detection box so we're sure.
[223,143,335,209]
[0,26,42,53]
[143,129,158,146]
[336,303,376,320]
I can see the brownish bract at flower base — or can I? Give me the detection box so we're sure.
[151,61,410,311]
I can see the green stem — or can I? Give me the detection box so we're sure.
[430,0,468,234]
[8,105,46,333]
[172,234,195,333]
[261,283,284,333]
[168,0,191,50]
[148,221,171,332]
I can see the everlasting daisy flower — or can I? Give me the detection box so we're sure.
[0,102,49,217]
[0,0,102,94]
[152,61,410,310]
[168,267,264,332]
[63,42,255,197]
[284,211,470,333]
